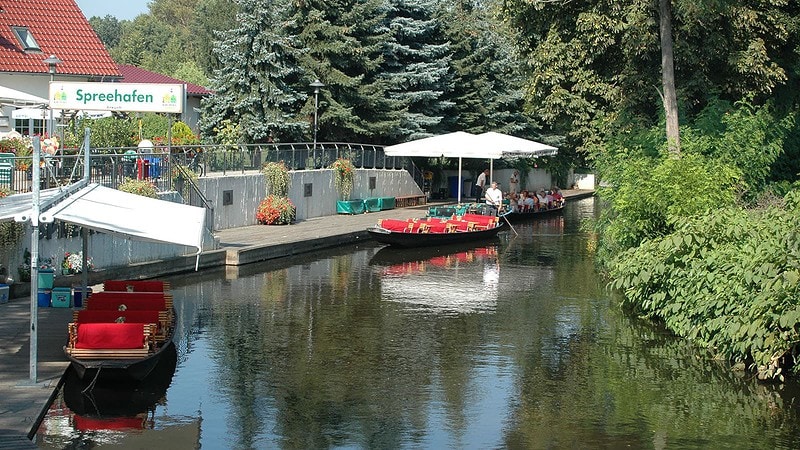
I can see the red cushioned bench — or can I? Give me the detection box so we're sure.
[66,322,156,359]
[103,280,170,292]
[73,309,170,341]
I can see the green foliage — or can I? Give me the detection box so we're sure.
[88,15,122,48]
[0,187,24,247]
[331,158,355,200]
[81,117,137,148]
[139,113,170,141]
[118,178,158,198]
[499,0,800,154]
[262,161,291,197]
[594,149,741,261]
[608,195,800,380]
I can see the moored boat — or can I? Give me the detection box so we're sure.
[366,212,507,248]
[504,199,565,222]
[63,280,176,382]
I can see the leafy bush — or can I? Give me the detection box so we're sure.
[609,192,800,380]
[256,195,295,225]
[118,178,158,198]
[594,151,741,262]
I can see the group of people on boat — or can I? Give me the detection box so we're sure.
[505,188,564,213]
[473,168,564,213]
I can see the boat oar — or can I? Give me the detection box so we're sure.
[500,210,518,236]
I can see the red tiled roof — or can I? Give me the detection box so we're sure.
[117,64,213,96]
[0,0,120,78]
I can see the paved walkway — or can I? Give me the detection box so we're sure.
[0,190,594,445]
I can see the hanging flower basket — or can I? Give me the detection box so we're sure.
[256,195,296,225]
[330,158,355,200]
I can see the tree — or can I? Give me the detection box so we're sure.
[499,0,799,154]
[381,0,452,141]
[286,0,403,144]
[200,0,307,143]
[88,15,123,49]
[659,0,680,155]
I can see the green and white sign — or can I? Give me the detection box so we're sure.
[49,82,184,113]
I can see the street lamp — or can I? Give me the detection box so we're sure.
[309,79,324,150]
[43,54,62,137]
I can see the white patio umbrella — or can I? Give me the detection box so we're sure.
[476,131,558,158]
[475,132,558,193]
[384,132,488,203]
[384,131,559,203]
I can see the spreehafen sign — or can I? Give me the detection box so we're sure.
[49,82,184,113]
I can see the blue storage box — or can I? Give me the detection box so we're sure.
[52,287,72,308]
[72,287,88,308]
[37,289,51,307]
[38,269,54,289]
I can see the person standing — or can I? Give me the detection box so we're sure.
[509,170,519,194]
[474,168,489,203]
[484,181,503,213]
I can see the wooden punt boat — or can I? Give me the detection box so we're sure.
[366,212,507,248]
[63,280,176,382]
[504,199,565,222]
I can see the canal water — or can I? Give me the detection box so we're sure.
[36,198,800,449]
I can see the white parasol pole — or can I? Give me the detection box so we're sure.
[28,138,41,383]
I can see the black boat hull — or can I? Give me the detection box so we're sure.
[504,203,565,222]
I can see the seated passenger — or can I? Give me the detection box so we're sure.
[545,191,554,208]
[537,190,547,209]
[552,187,564,206]
[522,192,535,211]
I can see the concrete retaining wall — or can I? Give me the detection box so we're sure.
[202,168,422,229]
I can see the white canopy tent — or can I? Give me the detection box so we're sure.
[384,131,558,203]
[0,85,48,106]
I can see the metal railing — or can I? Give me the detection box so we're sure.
[0,141,421,197]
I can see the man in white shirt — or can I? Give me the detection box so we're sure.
[474,168,489,203]
[484,181,503,213]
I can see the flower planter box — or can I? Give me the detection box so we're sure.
[336,200,365,215]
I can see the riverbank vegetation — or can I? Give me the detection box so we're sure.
[501,1,800,380]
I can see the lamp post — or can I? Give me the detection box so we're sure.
[309,79,324,150]
[43,54,62,137]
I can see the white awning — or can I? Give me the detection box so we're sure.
[0,85,48,106]
[0,188,69,222]
[38,183,206,254]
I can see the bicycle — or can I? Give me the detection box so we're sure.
[184,149,205,177]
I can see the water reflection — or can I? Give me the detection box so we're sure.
[372,244,501,315]
[37,198,800,449]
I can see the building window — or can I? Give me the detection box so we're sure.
[12,27,41,52]
[14,119,45,136]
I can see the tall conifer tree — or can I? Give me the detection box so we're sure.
[200,0,307,143]
[286,0,402,144]
[381,0,453,141]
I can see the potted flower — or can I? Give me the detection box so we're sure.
[256,162,295,225]
[61,251,93,275]
[256,195,296,225]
